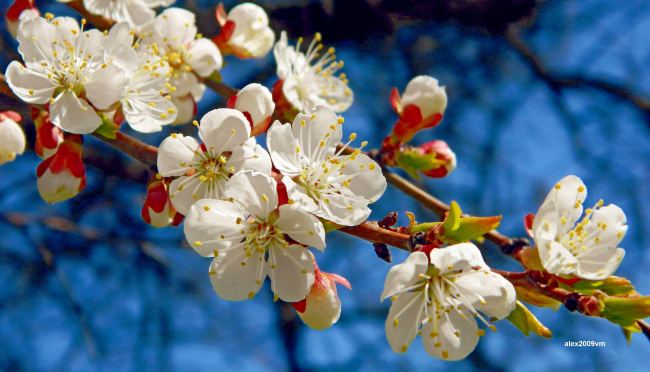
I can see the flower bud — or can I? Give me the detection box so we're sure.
[227,83,274,136]
[213,3,275,59]
[390,76,447,144]
[36,135,86,204]
[142,178,184,228]
[0,111,26,165]
[33,110,63,159]
[271,79,299,122]
[292,261,351,330]
[170,94,198,125]
[6,0,39,38]
[393,140,456,179]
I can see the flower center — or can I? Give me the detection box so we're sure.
[560,199,605,258]
[244,215,285,256]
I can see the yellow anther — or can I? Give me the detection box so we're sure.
[315,32,322,41]
[208,270,216,275]
[578,186,585,193]
[231,129,236,134]
[300,120,306,127]
[288,199,295,205]
[193,120,199,126]
[368,164,376,170]
[555,183,562,190]
[262,194,269,202]
[319,140,325,147]
[442,351,449,359]
[349,133,356,141]
[155,173,162,180]
[177,184,184,191]
[477,329,486,336]
[194,241,202,246]
[296,146,300,153]
[393,319,399,327]
[44,13,54,20]
[167,108,175,114]
[310,114,316,120]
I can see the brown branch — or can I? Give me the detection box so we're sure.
[505,26,650,113]
[203,78,239,100]
[340,221,411,251]
[90,132,158,169]
[64,0,115,31]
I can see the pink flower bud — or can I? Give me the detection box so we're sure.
[213,2,275,59]
[170,94,198,125]
[36,135,86,204]
[33,110,63,159]
[227,83,274,136]
[417,140,456,178]
[142,178,184,228]
[291,261,351,330]
[0,111,26,165]
[6,0,39,38]
[390,76,447,144]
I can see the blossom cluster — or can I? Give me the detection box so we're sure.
[1,0,641,365]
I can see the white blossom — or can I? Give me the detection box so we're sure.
[157,108,271,215]
[530,175,627,280]
[273,31,353,114]
[56,0,175,30]
[228,83,274,136]
[267,105,386,226]
[215,3,275,59]
[381,243,516,361]
[184,171,326,302]
[0,112,26,165]
[141,8,222,102]
[5,16,130,134]
[105,22,178,132]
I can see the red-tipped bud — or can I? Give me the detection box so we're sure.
[393,140,456,179]
[292,260,351,330]
[142,178,183,228]
[389,76,447,144]
[34,110,63,159]
[227,83,275,136]
[6,0,39,38]
[212,3,275,59]
[36,134,86,204]
[0,111,26,165]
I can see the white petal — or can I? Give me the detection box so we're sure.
[429,243,487,274]
[225,143,271,175]
[267,120,302,177]
[381,251,428,301]
[49,93,101,134]
[224,171,277,217]
[576,248,625,280]
[209,248,268,301]
[186,38,223,77]
[316,192,370,226]
[292,106,342,162]
[0,117,26,165]
[268,244,315,302]
[275,204,326,251]
[168,176,210,216]
[199,109,251,154]
[534,175,586,237]
[123,91,177,132]
[454,271,516,320]
[385,291,426,354]
[283,177,319,213]
[84,64,128,109]
[422,307,478,361]
[339,153,386,202]
[5,61,56,104]
[157,134,199,176]
[37,168,82,204]
[537,239,579,276]
[297,282,341,330]
[154,8,197,46]
[183,199,247,257]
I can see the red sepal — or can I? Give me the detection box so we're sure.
[291,298,307,313]
[7,0,37,22]
[390,87,401,114]
[227,94,238,109]
[524,213,535,238]
[215,3,228,26]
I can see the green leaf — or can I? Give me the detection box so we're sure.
[441,201,461,235]
[506,300,552,338]
[321,220,344,233]
[515,286,562,311]
[602,295,650,327]
[570,276,635,296]
[93,112,120,139]
[621,322,641,344]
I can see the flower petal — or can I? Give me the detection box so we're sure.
[454,271,516,320]
[84,63,128,109]
[186,38,223,77]
[385,291,426,354]
[292,106,342,162]
[157,133,200,176]
[199,108,251,154]
[209,248,268,301]
[225,143,271,175]
[267,120,302,177]
[5,61,56,104]
[225,171,277,217]
[276,204,326,251]
[183,199,247,257]
[49,93,101,134]
[381,251,428,301]
[268,244,315,302]
[429,243,487,274]
[422,307,479,361]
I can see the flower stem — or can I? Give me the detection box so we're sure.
[64,0,114,31]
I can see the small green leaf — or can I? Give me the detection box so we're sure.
[621,323,641,344]
[93,112,120,139]
[602,295,650,327]
[441,201,461,234]
[321,220,344,233]
[515,286,562,310]
[506,300,552,338]
[570,276,635,296]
